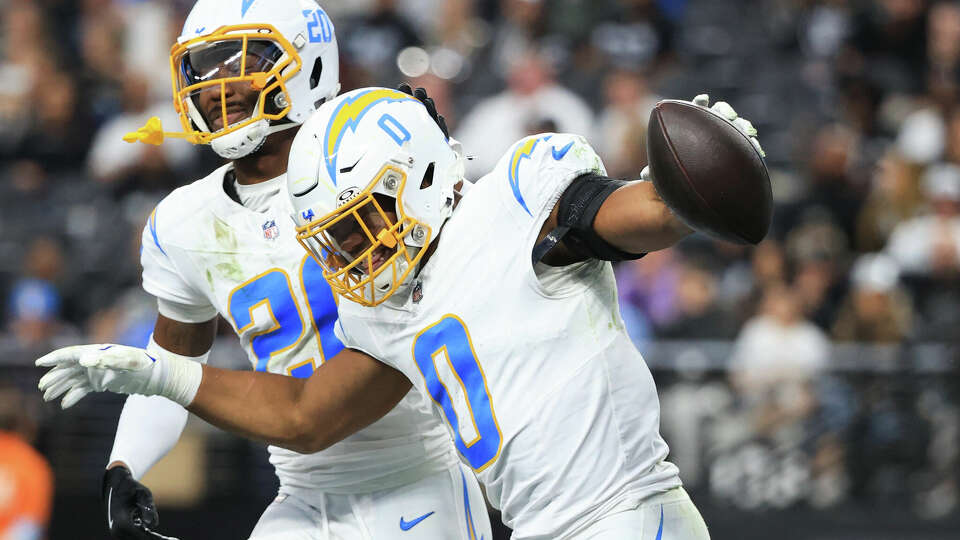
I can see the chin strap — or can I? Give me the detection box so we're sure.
[264,121,299,136]
[123,116,298,146]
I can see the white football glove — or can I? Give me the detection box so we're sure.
[691,93,765,157]
[36,344,202,409]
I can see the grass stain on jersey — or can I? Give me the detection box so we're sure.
[570,137,605,175]
[216,262,245,283]
[213,217,238,250]
[211,216,245,282]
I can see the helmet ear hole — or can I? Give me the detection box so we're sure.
[420,163,435,190]
[264,87,284,116]
[309,57,323,90]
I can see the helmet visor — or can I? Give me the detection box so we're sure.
[179,39,283,86]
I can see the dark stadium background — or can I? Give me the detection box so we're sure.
[2,0,959,538]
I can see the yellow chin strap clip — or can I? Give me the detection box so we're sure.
[123,116,204,146]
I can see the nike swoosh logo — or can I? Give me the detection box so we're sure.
[99,345,114,351]
[339,155,363,174]
[551,141,574,160]
[399,511,434,531]
[107,487,114,529]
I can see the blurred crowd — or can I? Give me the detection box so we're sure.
[4,0,960,353]
[2,0,960,531]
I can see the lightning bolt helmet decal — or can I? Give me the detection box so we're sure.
[322,88,418,185]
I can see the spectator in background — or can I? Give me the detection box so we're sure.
[11,70,92,173]
[785,214,849,330]
[87,72,196,196]
[456,48,594,177]
[729,283,829,428]
[886,162,960,276]
[85,218,159,348]
[841,0,928,95]
[342,0,422,86]
[856,149,925,252]
[117,0,177,94]
[5,236,78,350]
[77,3,126,125]
[718,240,788,327]
[924,1,960,100]
[0,386,53,540]
[658,261,737,340]
[486,0,549,81]
[595,68,658,178]
[0,1,49,163]
[731,282,830,380]
[833,253,912,342]
[616,248,684,335]
[589,0,675,72]
[777,124,864,248]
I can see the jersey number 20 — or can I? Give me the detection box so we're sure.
[413,315,502,471]
[228,256,342,377]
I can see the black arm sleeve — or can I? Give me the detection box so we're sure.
[532,173,647,264]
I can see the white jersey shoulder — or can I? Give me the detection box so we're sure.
[336,133,681,538]
[140,165,230,311]
[141,164,457,494]
[488,132,606,223]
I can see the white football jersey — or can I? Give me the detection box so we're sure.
[140,164,458,494]
[335,133,682,538]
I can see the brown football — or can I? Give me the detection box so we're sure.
[646,99,772,245]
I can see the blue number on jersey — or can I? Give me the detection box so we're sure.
[227,259,343,377]
[300,255,344,363]
[413,315,502,471]
[228,270,305,372]
[302,9,334,43]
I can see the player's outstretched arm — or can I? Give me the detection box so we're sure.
[538,175,692,266]
[37,344,410,454]
[593,178,692,254]
[537,95,764,266]
[190,348,411,452]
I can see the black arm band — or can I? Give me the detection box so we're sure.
[532,173,647,264]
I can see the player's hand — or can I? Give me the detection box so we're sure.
[36,344,169,408]
[398,83,449,139]
[103,466,179,540]
[690,93,765,157]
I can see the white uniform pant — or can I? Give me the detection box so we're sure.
[249,462,491,539]
[570,487,709,539]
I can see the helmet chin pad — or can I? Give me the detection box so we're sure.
[210,119,269,159]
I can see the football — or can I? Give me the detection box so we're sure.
[646,99,772,245]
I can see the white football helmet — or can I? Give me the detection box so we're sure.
[288,87,464,306]
[170,0,340,159]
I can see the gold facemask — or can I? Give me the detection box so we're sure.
[171,23,301,141]
[124,24,302,146]
[296,164,433,307]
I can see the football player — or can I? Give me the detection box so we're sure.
[37,87,761,538]
[80,2,490,539]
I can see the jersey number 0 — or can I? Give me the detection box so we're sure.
[413,315,502,471]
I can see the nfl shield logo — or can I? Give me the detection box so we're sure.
[262,220,279,240]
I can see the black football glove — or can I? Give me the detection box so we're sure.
[397,83,450,139]
[102,467,178,540]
